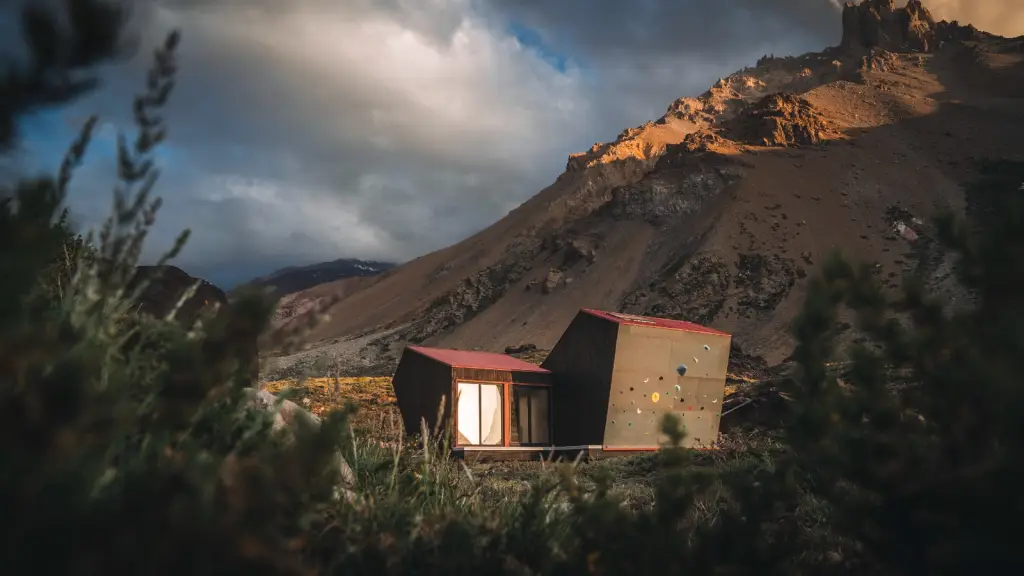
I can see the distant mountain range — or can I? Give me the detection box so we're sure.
[236,258,396,298]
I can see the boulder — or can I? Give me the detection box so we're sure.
[542,268,564,294]
[245,388,356,499]
[567,238,597,265]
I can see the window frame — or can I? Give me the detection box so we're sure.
[510,383,553,447]
[455,381,504,447]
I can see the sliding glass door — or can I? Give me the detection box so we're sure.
[456,382,503,446]
[511,385,551,446]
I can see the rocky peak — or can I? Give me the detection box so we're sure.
[129,265,227,324]
[841,0,938,53]
[726,93,839,147]
[128,265,259,384]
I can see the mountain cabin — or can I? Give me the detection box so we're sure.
[390,309,731,460]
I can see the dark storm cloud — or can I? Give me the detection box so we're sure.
[7,0,1018,288]
[486,0,843,60]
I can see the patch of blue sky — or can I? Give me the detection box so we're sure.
[507,20,571,73]
[19,107,183,174]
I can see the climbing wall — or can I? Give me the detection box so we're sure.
[603,323,730,449]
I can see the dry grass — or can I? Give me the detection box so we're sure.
[264,376,744,428]
[264,377,395,413]
[263,376,400,433]
[259,375,773,512]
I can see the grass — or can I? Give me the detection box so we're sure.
[260,375,776,513]
[263,377,396,416]
[264,376,398,432]
[263,376,741,414]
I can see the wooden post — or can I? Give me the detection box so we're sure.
[503,382,511,447]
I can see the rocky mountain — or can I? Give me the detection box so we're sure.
[264,0,1024,377]
[129,265,259,383]
[129,265,229,324]
[238,258,395,299]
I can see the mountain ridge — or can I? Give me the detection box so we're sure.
[262,0,1024,378]
[237,257,395,299]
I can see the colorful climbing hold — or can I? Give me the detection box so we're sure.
[651,392,660,403]
[676,364,688,376]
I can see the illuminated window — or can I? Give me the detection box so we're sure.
[456,382,503,446]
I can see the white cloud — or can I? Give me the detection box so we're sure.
[18,0,596,286]
[37,0,1020,287]
[191,174,393,262]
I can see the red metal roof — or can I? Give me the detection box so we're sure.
[407,345,551,373]
[581,309,731,336]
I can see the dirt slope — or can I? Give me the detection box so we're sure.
[269,1,1024,375]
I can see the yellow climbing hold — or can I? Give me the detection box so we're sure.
[651,392,660,403]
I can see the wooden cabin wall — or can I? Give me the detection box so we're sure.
[541,312,619,446]
[392,351,454,437]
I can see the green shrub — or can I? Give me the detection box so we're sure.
[1,0,132,150]
[0,31,350,576]
[779,159,1024,573]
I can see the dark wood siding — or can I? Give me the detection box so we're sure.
[392,349,454,438]
[541,311,618,446]
[510,371,554,385]
[450,367,552,385]
[452,367,512,383]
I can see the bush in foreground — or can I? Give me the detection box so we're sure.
[3,27,1023,576]
[0,32,350,576]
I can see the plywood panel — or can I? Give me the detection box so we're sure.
[670,338,717,380]
[610,328,674,372]
[606,324,730,449]
[603,364,675,447]
[670,377,725,447]
[604,325,677,448]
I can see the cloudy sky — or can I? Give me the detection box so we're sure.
[6,0,1022,287]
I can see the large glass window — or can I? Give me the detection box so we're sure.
[456,382,503,446]
[511,385,551,446]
